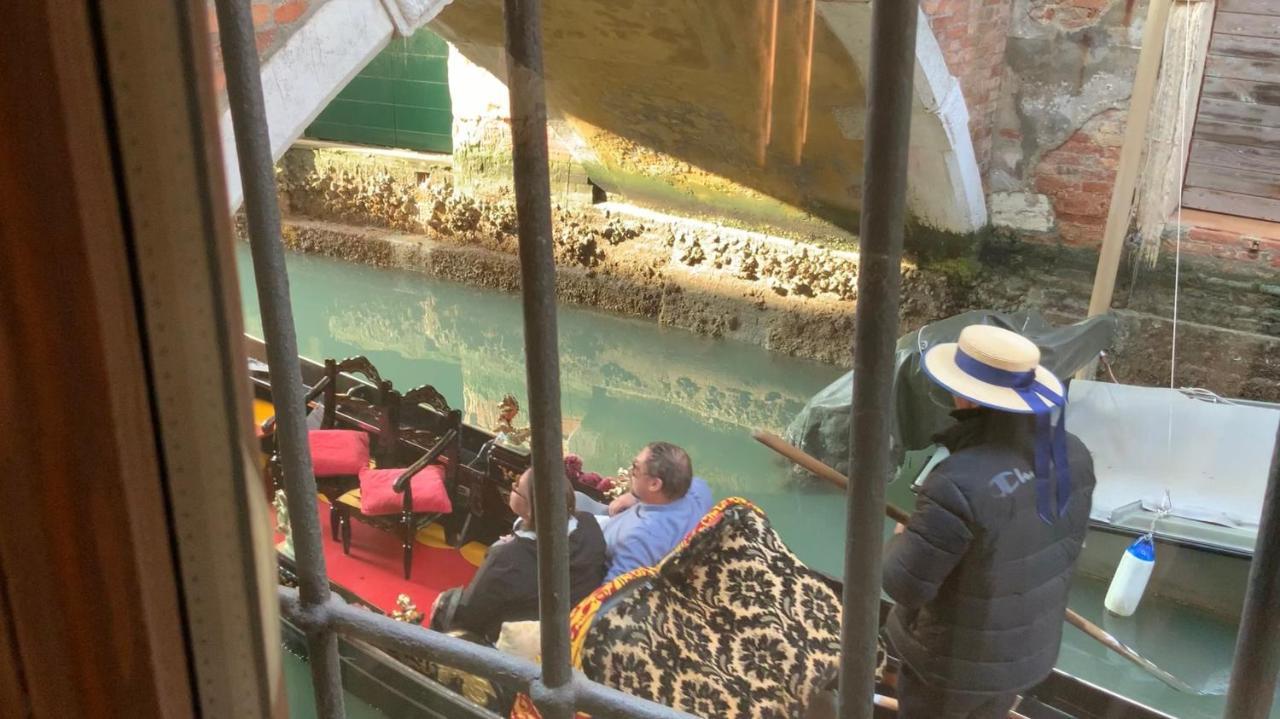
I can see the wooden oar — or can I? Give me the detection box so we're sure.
[752,429,1204,696]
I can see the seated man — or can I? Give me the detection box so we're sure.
[430,467,606,644]
[594,442,712,582]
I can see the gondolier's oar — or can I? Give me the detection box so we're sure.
[751,429,1204,696]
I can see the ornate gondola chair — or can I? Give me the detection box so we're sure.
[264,357,395,542]
[335,385,461,580]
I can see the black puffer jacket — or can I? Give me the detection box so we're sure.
[883,408,1096,693]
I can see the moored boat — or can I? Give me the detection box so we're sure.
[791,310,1279,623]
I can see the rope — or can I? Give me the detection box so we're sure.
[1170,0,1195,390]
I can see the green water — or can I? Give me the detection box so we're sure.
[284,649,385,718]
[239,246,1273,719]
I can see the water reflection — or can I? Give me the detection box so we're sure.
[237,245,847,574]
[237,245,1277,718]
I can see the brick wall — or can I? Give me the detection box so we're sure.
[1030,108,1125,246]
[1026,0,1122,31]
[921,0,1014,178]
[206,0,320,93]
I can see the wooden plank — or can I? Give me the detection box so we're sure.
[1205,53,1280,82]
[1219,0,1280,16]
[1184,186,1280,222]
[1213,12,1280,40]
[1209,33,1280,61]
[1190,138,1280,174]
[1199,75,1280,106]
[1198,97,1280,128]
[1193,118,1280,145]
[1086,0,1174,320]
[1186,162,1280,199]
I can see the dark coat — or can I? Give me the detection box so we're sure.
[441,511,606,643]
[883,408,1096,693]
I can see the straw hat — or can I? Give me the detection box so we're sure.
[922,325,1064,414]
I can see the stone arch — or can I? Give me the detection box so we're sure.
[217,0,450,212]
[817,1,987,233]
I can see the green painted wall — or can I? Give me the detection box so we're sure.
[305,30,452,153]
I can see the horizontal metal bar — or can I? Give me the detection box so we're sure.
[278,587,697,718]
[572,680,699,719]
[281,587,539,688]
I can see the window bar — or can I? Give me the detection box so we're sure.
[1223,420,1280,718]
[211,0,346,716]
[501,0,575,716]
[279,587,695,718]
[840,0,918,717]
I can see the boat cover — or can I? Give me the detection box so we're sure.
[1067,380,1279,529]
[785,310,1116,476]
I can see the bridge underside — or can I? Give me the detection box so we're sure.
[223,0,986,236]
[432,0,985,235]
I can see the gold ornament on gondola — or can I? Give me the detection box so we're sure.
[600,466,632,501]
[493,394,531,446]
[391,593,422,624]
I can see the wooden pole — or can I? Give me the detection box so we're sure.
[1084,0,1174,323]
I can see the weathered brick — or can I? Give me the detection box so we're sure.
[1188,226,1240,247]
[1035,176,1078,194]
[251,2,273,26]
[255,28,277,53]
[274,0,307,25]
[1056,195,1106,216]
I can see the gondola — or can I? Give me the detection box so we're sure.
[250,337,1173,719]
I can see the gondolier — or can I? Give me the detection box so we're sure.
[883,324,1097,718]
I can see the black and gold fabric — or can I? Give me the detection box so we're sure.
[576,498,868,719]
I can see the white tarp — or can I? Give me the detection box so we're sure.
[1067,380,1279,529]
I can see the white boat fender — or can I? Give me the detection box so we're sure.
[1104,534,1155,617]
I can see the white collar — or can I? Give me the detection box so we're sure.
[513,515,578,541]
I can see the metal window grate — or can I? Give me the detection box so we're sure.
[212,0,922,715]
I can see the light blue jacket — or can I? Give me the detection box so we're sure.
[601,477,713,582]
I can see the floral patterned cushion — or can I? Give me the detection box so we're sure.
[577,499,844,719]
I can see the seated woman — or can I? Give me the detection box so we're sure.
[430,466,606,644]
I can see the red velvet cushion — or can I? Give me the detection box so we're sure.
[308,429,370,477]
[359,464,451,516]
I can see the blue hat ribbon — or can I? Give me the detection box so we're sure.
[954,348,1071,523]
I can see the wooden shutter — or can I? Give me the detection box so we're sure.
[1184,0,1280,222]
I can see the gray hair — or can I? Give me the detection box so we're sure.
[643,442,693,499]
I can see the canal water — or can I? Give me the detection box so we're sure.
[284,650,384,719]
[239,245,1273,718]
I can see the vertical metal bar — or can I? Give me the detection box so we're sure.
[839,0,917,717]
[500,1,574,717]
[1223,422,1280,718]
[211,0,345,716]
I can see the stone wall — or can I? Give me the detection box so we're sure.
[985,0,1142,246]
[1030,108,1125,245]
[270,143,1280,402]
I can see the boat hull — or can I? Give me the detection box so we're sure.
[1075,524,1249,623]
